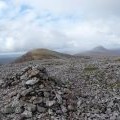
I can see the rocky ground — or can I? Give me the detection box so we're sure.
[0,56,120,120]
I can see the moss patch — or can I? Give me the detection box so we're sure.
[84,65,99,72]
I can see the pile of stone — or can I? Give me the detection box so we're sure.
[0,66,77,120]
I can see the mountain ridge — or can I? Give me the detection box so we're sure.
[92,46,108,52]
[75,46,120,56]
[14,48,72,63]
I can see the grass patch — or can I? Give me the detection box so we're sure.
[108,82,120,89]
[114,58,120,62]
[84,65,98,72]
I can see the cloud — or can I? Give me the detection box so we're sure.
[0,0,8,16]
[0,1,7,10]
[0,0,120,53]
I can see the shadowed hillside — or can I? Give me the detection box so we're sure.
[14,48,71,63]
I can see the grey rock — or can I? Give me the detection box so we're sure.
[68,105,75,111]
[56,93,62,104]
[15,107,23,114]
[28,68,39,78]
[13,115,25,120]
[37,105,46,113]
[56,110,62,114]
[21,88,33,96]
[0,79,3,86]
[27,104,36,112]
[25,104,36,113]
[22,110,32,118]
[20,74,27,80]
[9,91,17,98]
[32,97,43,104]
[37,113,46,119]
[48,109,53,115]
[39,84,44,89]
[46,100,56,107]
[25,78,39,85]
[44,92,50,98]
[11,99,24,114]
[77,99,82,107]
[2,105,15,114]
[61,105,67,113]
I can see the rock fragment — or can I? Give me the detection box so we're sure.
[37,105,46,113]
[25,78,39,85]
[46,100,56,107]
[2,105,15,114]
[22,110,32,118]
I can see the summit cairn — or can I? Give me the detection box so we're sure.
[0,65,77,120]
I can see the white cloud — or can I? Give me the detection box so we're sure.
[0,0,120,53]
[10,0,120,17]
[12,0,83,14]
[0,1,7,10]
[5,37,15,51]
[0,0,8,16]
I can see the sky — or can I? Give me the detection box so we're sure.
[0,0,120,53]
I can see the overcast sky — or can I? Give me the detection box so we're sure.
[0,0,120,53]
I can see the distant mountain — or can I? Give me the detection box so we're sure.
[92,46,108,52]
[75,46,120,56]
[14,48,71,63]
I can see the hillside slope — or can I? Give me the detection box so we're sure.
[14,48,71,63]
